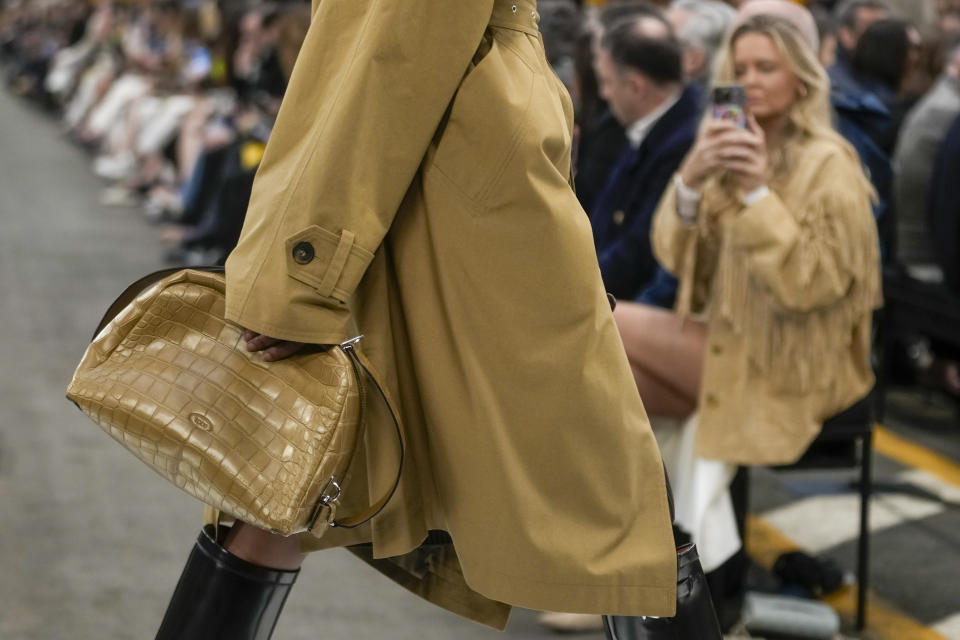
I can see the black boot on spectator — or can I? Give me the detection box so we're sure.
[155,525,299,640]
[602,544,723,640]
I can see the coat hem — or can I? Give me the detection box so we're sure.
[457,556,678,617]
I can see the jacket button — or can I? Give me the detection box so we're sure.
[711,344,723,355]
[292,242,315,264]
[705,393,719,407]
[612,210,625,226]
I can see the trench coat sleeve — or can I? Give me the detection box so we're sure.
[224,0,495,344]
[726,150,875,313]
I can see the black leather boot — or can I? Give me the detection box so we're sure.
[602,544,723,640]
[155,525,299,640]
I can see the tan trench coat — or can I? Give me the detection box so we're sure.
[652,137,882,466]
[223,0,676,627]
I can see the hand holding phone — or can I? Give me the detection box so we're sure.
[679,84,759,190]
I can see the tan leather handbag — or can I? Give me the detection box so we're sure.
[66,268,402,537]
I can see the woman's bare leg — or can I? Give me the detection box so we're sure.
[629,362,697,417]
[613,301,707,410]
[224,522,306,570]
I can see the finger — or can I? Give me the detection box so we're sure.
[242,330,257,342]
[703,149,729,170]
[721,159,762,175]
[719,146,755,161]
[714,129,760,147]
[246,334,280,352]
[703,119,738,139]
[262,341,306,362]
[745,114,766,146]
[706,117,738,131]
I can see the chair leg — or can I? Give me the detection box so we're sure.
[873,308,891,428]
[856,431,873,631]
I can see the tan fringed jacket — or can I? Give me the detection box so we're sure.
[652,136,882,466]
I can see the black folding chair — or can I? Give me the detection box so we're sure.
[734,397,874,630]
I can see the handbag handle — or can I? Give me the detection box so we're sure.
[312,338,405,532]
[93,267,405,534]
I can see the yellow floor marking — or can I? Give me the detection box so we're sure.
[875,424,960,490]
[746,515,948,640]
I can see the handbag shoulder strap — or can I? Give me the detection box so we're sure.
[308,338,405,533]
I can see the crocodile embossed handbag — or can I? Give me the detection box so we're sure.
[66,268,402,537]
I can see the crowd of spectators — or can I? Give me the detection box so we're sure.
[2,0,960,631]
[1,0,310,265]
[3,0,956,309]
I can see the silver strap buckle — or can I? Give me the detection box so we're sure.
[308,476,343,531]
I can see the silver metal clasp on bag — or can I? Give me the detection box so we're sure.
[309,476,343,530]
[320,476,342,506]
[340,335,363,350]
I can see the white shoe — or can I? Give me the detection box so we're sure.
[93,152,135,181]
[537,611,604,633]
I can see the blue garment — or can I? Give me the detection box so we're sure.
[635,267,678,309]
[589,84,703,300]
[827,50,860,100]
[830,77,894,257]
[575,109,627,215]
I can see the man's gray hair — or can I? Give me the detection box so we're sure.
[670,0,736,77]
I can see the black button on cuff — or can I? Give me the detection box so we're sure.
[292,242,315,264]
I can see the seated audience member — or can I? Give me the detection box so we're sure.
[902,111,960,400]
[590,13,702,300]
[829,0,890,96]
[667,0,737,88]
[824,20,904,249]
[850,17,918,152]
[928,111,960,294]
[894,41,960,271]
[575,2,667,214]
[612,9,881,608]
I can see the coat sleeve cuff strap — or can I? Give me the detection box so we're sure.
[285,225,375,304]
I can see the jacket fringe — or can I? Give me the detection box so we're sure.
[678,186,882,394]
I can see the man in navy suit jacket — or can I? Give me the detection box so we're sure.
[590,16,703,303]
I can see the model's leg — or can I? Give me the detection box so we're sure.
[155,522,302,640]
[225,521,307,570]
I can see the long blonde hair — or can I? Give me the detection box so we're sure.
[712,14,871,193]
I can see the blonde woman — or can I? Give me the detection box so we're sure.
[614,13,882,467]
